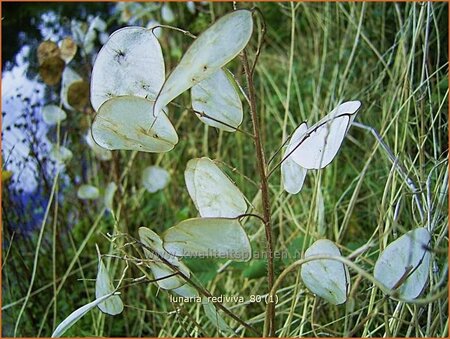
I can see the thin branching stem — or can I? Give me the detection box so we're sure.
[149,25,197,39]
[238,213,266,224]
[242,50,276,337]
[269,254,447,306]
[168,102,254,137]
[132,238,261,336]
[352,121,425,222]
[250,7,267,77]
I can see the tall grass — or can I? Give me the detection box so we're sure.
[2,2,448,337]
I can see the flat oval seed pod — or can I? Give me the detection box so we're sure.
[194,158,246,217]
[91,96,178,153]
[96,256,124,315]
[186,2,196,14]
[191,69,243,132]
[142,166,170,193]
[163,217,251,262]
[104,182,117,211]
[300,239,350,305]
[374,227,431,300]
[172,284,198,298]
[184,158,200,211]
[77,184,99,200]
[91,27,165,111]
[281,122,308,194]
[161,4,175,23]
[42,104,67,125]
[59,37,77,63]
[153,10,253,116]
[291,101,361,169]
[185,157,246,218]
[67,80,90,111]
[149,261,190,290]
[37,40,60,65]
[39,56,65,86]
[139,227,180,266]
[202,299,235,335]
[60,67,82,110]
[49,145,73,164]
[139,227,190,290]
[85,132,112,161]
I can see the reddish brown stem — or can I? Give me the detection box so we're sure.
[242,51,276,337]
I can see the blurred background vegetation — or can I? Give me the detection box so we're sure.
[2,2,448,337]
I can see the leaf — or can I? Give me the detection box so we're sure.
[300,239,350,305]
[90,27,165,111]
[290,101,361,169]
[153,9,253,116]
[281,122,308,194]
[243,259,267,280]
[96,256,124,315]
[60,67,83,109]
[85,132,112,161]
[374,227,431,300]
[183,258,217,284]
[163,217,251,261]
[175,207,190,222]
[77,185,99,200]
[51,293,117,338]
[91,96,178,153]
[191,69,243,132]
[139,227,191,290]
[282,235,311,265]
[142,166,170,193]
[37,40,60,65]
[184,157,246,218]
[60,37,77,63]
[39,56,65,86]
[104,182,117,211]
[42,105,67,125]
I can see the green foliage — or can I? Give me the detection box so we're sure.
[2,2,448,338]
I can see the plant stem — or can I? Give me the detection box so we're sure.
[135,239,261,336]
[269,254,447,306]
[14,169,60,337]
[242,51,276,337]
